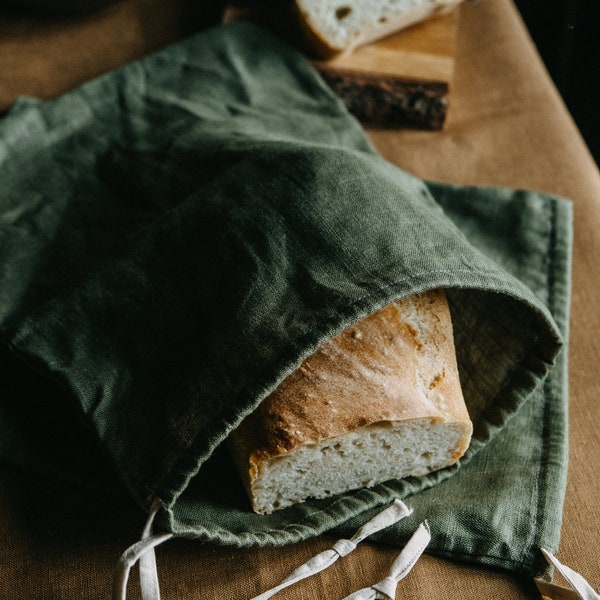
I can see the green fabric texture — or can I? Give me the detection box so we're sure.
[0,22,571,577]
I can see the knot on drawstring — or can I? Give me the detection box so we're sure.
[371,577,397,598]
[342,521,431,600]
[112,498,436,600]
[332,539,357,557]
[249,499,413,600]
[112,499,600,600]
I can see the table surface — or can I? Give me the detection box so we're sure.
[1,0,599,598]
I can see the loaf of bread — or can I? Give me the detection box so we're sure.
[294,0,464,58]
[228,289,472,514]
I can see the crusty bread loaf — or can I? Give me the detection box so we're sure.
[294,0,464,58]
[228,289,472,514]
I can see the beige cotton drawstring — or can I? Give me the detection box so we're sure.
[342,521,430,600]
[115,500,600,600]
[112,500,172,600]
[535,549,600,600]
[249,499,413,600]
[112,499,416,600]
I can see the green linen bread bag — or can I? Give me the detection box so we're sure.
[0,20,570,591]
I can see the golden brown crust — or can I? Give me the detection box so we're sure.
[229,289,470,488]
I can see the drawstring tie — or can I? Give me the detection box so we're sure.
[342,521,431,600]
[113,499,600,600]
[112,498,427,600]
[535,548,600,600]
[113,500,172,600]
[250,499,416,600]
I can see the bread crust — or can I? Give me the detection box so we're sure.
[228,289,472,511]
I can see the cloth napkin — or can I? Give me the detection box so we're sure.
[0,22,571,577]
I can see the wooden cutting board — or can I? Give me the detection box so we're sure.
[224,3,460,130]
[314,11,459,129]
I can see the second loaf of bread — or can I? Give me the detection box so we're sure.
[228,289,472,514]
[294,0,464,58]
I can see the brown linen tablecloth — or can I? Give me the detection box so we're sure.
[1,0,598,598]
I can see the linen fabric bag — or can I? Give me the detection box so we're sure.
[0,22,570,578]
